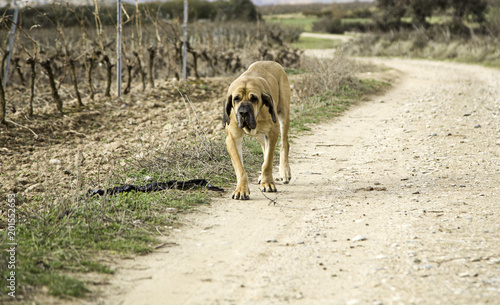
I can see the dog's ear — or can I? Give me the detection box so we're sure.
[223,95,233,126]
[261,93,277,123]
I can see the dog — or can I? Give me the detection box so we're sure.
[223,61,291,200]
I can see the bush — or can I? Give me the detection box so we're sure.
[297,47,357,99]
[487,7,500,35]
[312,18,344,34]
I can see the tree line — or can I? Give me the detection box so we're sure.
[0,0,260,30]
[376,0,490,30]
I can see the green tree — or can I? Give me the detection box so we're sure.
[376,0,489,29]
[212,0,260,22]
[376,0,409,29]
[410,0,447,26]
[450,0,488,24]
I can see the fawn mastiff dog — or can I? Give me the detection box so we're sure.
[223,61,291,200]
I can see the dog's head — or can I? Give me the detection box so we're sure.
[223,79,277,132]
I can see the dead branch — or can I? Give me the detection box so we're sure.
[147,45,155,88]
[102,55,114,97]
[133,51,146,91]
[26,56,36,117]
[40,59,63,113]
[69,57,83,107]
[13,57,25,86]
[86,51,96,100]
[124,59,133,95]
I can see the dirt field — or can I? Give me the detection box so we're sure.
[83,58,499,304]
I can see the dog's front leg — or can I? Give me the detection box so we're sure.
[226,131,250,200]
[260,131,278,192]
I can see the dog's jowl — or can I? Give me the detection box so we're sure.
[223,61,291,200]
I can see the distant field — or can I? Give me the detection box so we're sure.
[264,13,371,32]
[264,13,316,31]
[291,36,344,49]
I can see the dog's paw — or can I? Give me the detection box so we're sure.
[232,186,250,200]
[261,182,277,192]
[279,166,292,184]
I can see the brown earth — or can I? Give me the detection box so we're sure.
[0,78,231,202]
[92,58,499,304]
[2,55,500,304]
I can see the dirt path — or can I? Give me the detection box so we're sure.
[98,58,500,305]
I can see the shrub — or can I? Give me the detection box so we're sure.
[312,18,344,34]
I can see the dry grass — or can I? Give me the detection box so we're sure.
[296,47,359,99]
[350,26,500,67]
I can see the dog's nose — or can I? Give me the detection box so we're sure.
[238,106,250,116]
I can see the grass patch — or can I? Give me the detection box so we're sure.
[3,188,210,298]
[290,79,389,133]
[291,36,344,49]
[350,24,500,68]
[1,135,266,300]
[291,48,391,133]
[264,13,316,32]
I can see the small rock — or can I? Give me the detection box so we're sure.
[106,141,125,151]
[24,183,41,193]
[463,113,471,116]
[352,235,367,242]
[75,150,85,167]
[474,124,481,128]
[266,239,277,243]
[49,159,61,165]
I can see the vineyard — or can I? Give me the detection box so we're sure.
[0,2,303,123]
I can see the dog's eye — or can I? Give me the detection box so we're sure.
[234,97,241,103]
[250,95,258,103]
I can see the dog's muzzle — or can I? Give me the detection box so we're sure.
[236,103,257,130]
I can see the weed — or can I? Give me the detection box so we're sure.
[290,50,390,133]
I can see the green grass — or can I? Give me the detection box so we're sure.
[291,36,344,49]
[1,137,266,300]
[264,13,371,32]
[264,14,316,32]
[341,17,372,24]
[3,189,210,298]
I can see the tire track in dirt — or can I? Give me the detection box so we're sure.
[99,58,500,305]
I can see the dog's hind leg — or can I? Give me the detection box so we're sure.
[278,80,292,184]
[278,114,291,184]
[256,134,266,184]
